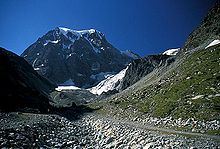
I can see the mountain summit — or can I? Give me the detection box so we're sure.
[21,27,135,87]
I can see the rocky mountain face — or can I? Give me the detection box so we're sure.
[88,49,179,95]
[92,2,220,123]
[0,47,56,112]
[183,2,220,51]
[21,27,134,88]
[1,3,220,149]
[119,54,174,91]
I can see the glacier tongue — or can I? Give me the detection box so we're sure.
[88,67,128,95]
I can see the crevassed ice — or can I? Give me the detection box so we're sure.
[88,67,128,95]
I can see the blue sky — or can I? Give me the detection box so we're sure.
[0,0,217,56]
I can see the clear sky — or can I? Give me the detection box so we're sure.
[0,0,217,56]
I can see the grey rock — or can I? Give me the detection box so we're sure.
[21,27,134,88]
[119,55,173,91]
[143,142,155,149]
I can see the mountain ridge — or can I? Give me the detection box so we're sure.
[0,47,56,112]
[21,27,136,88]
[89,3,220,122]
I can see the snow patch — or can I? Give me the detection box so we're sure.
[208,94,220,98]
[44,40,59,46]
[66,53,76,59]
[88,67,128,95]
[192,95,204,100]
[205,39,220,49]
[80,54,84,58]
[59,27,97,37]
[215,94,220,97]
[163,48,180,56]
[59,27,80,42]
[77,29,96,35]
[55,86,80,91]
[32,58,38,68]
[59,27,71,33]
[55,79,81,91]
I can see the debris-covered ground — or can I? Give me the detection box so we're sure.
[0,112,219,149]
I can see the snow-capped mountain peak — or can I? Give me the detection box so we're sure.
[58,27,101,38]
[53,27,105,53]
[21,27,135,88]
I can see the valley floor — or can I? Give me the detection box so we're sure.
[0,112,219,149]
